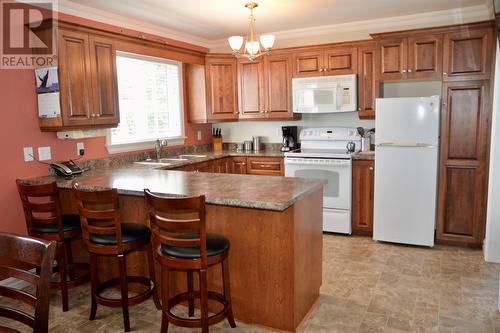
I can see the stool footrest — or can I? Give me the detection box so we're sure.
[95,276,156,308]
[166,290,229,328]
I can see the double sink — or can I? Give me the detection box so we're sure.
[134,154,208,166]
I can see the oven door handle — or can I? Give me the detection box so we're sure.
[284,158,351,166]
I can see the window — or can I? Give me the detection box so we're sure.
[107,52,184,153]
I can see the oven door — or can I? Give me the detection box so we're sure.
[284,157,351,209]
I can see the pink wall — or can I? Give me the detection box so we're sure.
[0,16,212,235]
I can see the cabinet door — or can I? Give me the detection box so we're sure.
[357,46,379,119]
[89,35,119,126]
[292,50,324,77]
[237,59,265,119]
[351,160,374,236]
[379,38,407,81]
[324,47,357,75]
[437,81,490,246]
[246,157,284,176]
[206,57,238,120]
[407,35,443,80]
[214,158,230,173]
[264,54,294,119]
[443,28,493,81]
[193,161,215,173]
[58,29,93,126]
[230,157,247,174]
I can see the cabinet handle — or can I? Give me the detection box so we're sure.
[401,69,407,73]
[407,69,412,73]
[236,111,240,114]
[91,114,95,118]
[358,107,362,111]
[96,114,101,117]
[369,167,374,171]
[443,72,447,75]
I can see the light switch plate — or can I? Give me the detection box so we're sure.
[197,130,202,141]
[77,142,84,155]
[38,146,51,161]
[23,147,34,162]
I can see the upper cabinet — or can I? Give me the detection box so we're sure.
[378,34,442,81]
[264,53,294,119]
[237,58,265,119]
[205,56,239,121]
[293,46,357,77]
[357,44,379,119]
[443,27,493,81]
[40,27,119,131]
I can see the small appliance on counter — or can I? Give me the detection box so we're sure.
[281,126,299,152]
[244,140,253,151]
[252,136,261,151]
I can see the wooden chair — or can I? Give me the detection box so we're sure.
[72,183,161,332]
[0,232,57,333]
[16,180,90,312]
[144,189,236,333]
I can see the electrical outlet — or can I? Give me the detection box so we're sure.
[77,142,85,156]
[197,130,202,141]
[38,146,51,161]
[23,147,34,162]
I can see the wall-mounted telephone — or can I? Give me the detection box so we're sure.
[49,160,84,178]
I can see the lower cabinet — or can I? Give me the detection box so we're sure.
[351,160,375,236]
[246,157,284,176]
[230,157,247,174]
[173,156,284,176]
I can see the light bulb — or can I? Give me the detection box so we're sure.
[259,34,275,50]
[228,36,243,51]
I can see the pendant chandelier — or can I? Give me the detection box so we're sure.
[227,2,275,61]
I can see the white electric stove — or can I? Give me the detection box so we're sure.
[284,127,361,234]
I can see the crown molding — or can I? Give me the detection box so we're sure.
[209,4,493,51]
[55,1,492,53]
[56,0,213,48]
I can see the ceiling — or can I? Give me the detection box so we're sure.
[63,0,489,41]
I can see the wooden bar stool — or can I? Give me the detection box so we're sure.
[72,183,161,332]
[144,189,236,333]
[0,232,57,333]
[16,180,90,312]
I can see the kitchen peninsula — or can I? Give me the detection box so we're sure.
[19,162,324,332]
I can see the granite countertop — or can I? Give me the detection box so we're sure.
[20,150,324,212]
[352,151,375,160]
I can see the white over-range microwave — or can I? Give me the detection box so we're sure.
[292,74,357,113]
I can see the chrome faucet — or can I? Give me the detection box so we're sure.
[155,139,168,160]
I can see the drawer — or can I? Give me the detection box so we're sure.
[246,157,284,176]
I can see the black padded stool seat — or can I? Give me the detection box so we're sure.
[89,223,151,245]
[32,214,81,233]
[161,233,230,259]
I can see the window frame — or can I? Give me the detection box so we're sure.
[106,51,186,154]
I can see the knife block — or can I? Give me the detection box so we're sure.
[212,137,223,152]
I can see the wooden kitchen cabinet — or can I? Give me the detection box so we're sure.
[238,59,265,119]
[293,46,357,77]
[379,38,407,81]
[40,27,119,131]
[246,157,284,176]
[229,157,247,174]
[378,35,442,81]
[436,80,491,246]
[205,56,238,121]
[357,45,379,119]
[351,160,375,236]
[264,54,295,119]
[443,27,493,81]
[236,54,297,120]
[214,158,230,173]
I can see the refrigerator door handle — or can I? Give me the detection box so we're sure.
[377,142,438,148]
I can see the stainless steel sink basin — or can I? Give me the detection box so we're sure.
[178,154,208,159]
[134,159,172,166]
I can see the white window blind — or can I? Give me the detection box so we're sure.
[108,52,184,151]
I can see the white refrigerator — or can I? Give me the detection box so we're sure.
[373,96,440,247]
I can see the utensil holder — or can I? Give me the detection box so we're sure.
[213,137,223,152]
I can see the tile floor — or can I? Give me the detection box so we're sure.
[1,234,500,332]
